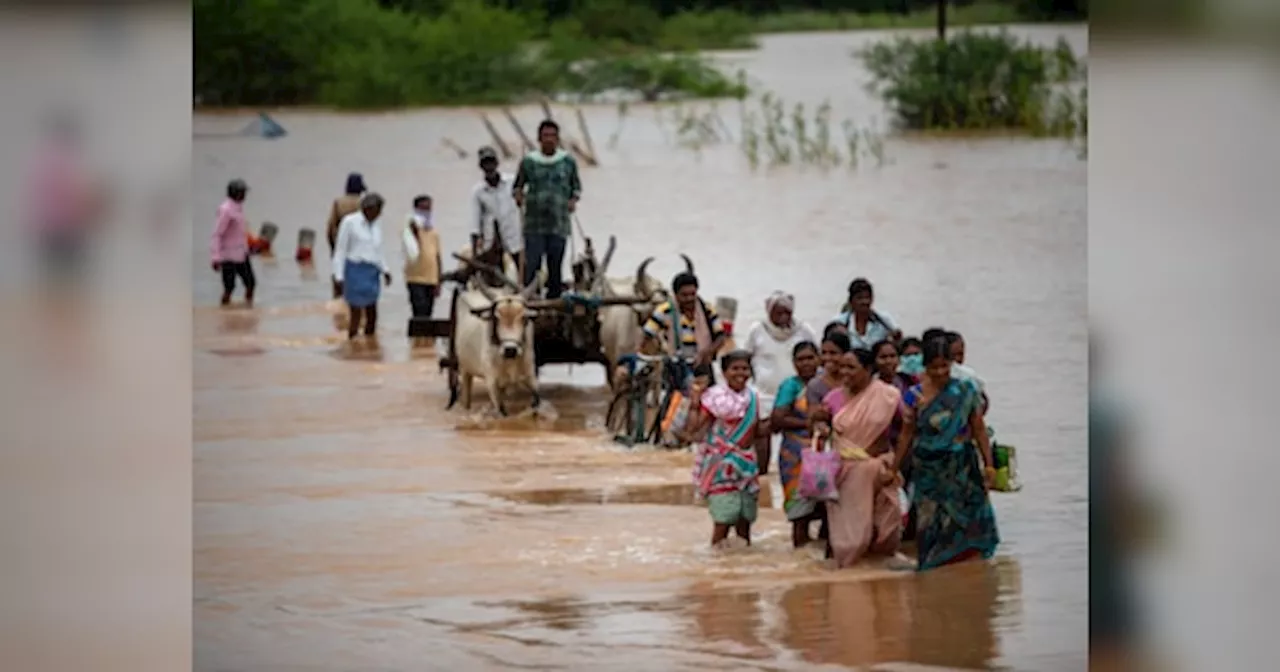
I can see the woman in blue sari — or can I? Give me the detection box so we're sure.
[770,340,822,548]
[892,337,1000,570]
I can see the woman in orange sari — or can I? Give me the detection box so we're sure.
[815,349,913,570]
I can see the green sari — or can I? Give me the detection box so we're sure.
[903,377,1000,570]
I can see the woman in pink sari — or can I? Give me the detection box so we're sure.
[815,349,913,570]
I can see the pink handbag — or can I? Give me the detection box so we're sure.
[798,435,841,501]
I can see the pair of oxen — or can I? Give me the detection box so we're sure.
[440,235,695,416]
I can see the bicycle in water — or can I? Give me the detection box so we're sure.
[607,352,702,448]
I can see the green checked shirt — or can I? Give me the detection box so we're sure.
[514,149,582,237]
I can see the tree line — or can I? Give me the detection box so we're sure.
[378,0,1086,21]
[194,0,1087,108]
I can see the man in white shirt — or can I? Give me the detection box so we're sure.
[471,146,523,274]
[831,277,902,349]
[332,192,391,340]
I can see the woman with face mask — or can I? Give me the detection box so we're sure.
[896,337,924,377]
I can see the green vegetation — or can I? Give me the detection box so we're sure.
[660,91,888,170]
[859,30,1087,138]
[756,93,886,169]
[195,0,1087,109]
[194,0,744,108]
[753,2,1020,33]
[659,10,759,50]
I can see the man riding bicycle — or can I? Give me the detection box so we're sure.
[639,271,727,392]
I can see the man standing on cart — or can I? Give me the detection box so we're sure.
[471,146,523,275]
[513,120,581,299]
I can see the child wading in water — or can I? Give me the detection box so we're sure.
[686,350,768,548]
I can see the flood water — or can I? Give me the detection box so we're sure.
[194,26,1087,671]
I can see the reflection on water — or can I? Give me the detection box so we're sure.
[194,26,1086,672]
[493,481,778,510]
[495,483,699,506]
[690,586,771,658]
[206,345,266,357]
[211,558,1020,670]
[215,310,260,335]
[329,338,387,362]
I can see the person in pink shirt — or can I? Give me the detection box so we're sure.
[210,179,256,306]
[26,111,99,286]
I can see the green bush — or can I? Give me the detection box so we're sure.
[194,0,320,105]
[658,10,758,51]
[753,3,1023,34]
[193,0,746,108]
[194,0,537,107]
[1014,0,1088,21]
[573,0,665,46]
[858,30,1085,134]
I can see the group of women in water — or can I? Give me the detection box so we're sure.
[689,277,1001,573]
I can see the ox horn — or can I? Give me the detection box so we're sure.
[591,235,618,295]
[452,252,521,293]
[634,256,655,296]
[596,235,617,283]
[680,253,695,275]
[520,273,544,300]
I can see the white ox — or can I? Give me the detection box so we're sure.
[443,265,550,416]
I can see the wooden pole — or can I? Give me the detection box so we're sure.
[574,107,598,164]
[441,137,468,159]
[538,97,564,150]
[937,0,947,41]
[480,114,514,159]
[566,139,598,167]
[502,107,535,153]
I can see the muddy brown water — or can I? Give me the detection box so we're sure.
[194,26,1086,671]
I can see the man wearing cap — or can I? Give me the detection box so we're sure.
[470,147,522,273]
[210,178,256,307]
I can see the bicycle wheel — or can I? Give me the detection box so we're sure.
[647,387,675,445]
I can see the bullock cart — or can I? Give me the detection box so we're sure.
[412,239,656,412]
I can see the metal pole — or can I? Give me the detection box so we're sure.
[516,208,526,289]
[937,0,947,42]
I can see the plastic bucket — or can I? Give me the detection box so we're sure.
[714,296,738,342]
[296,228,316,262]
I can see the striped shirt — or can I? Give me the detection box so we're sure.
[642,300,726,359]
